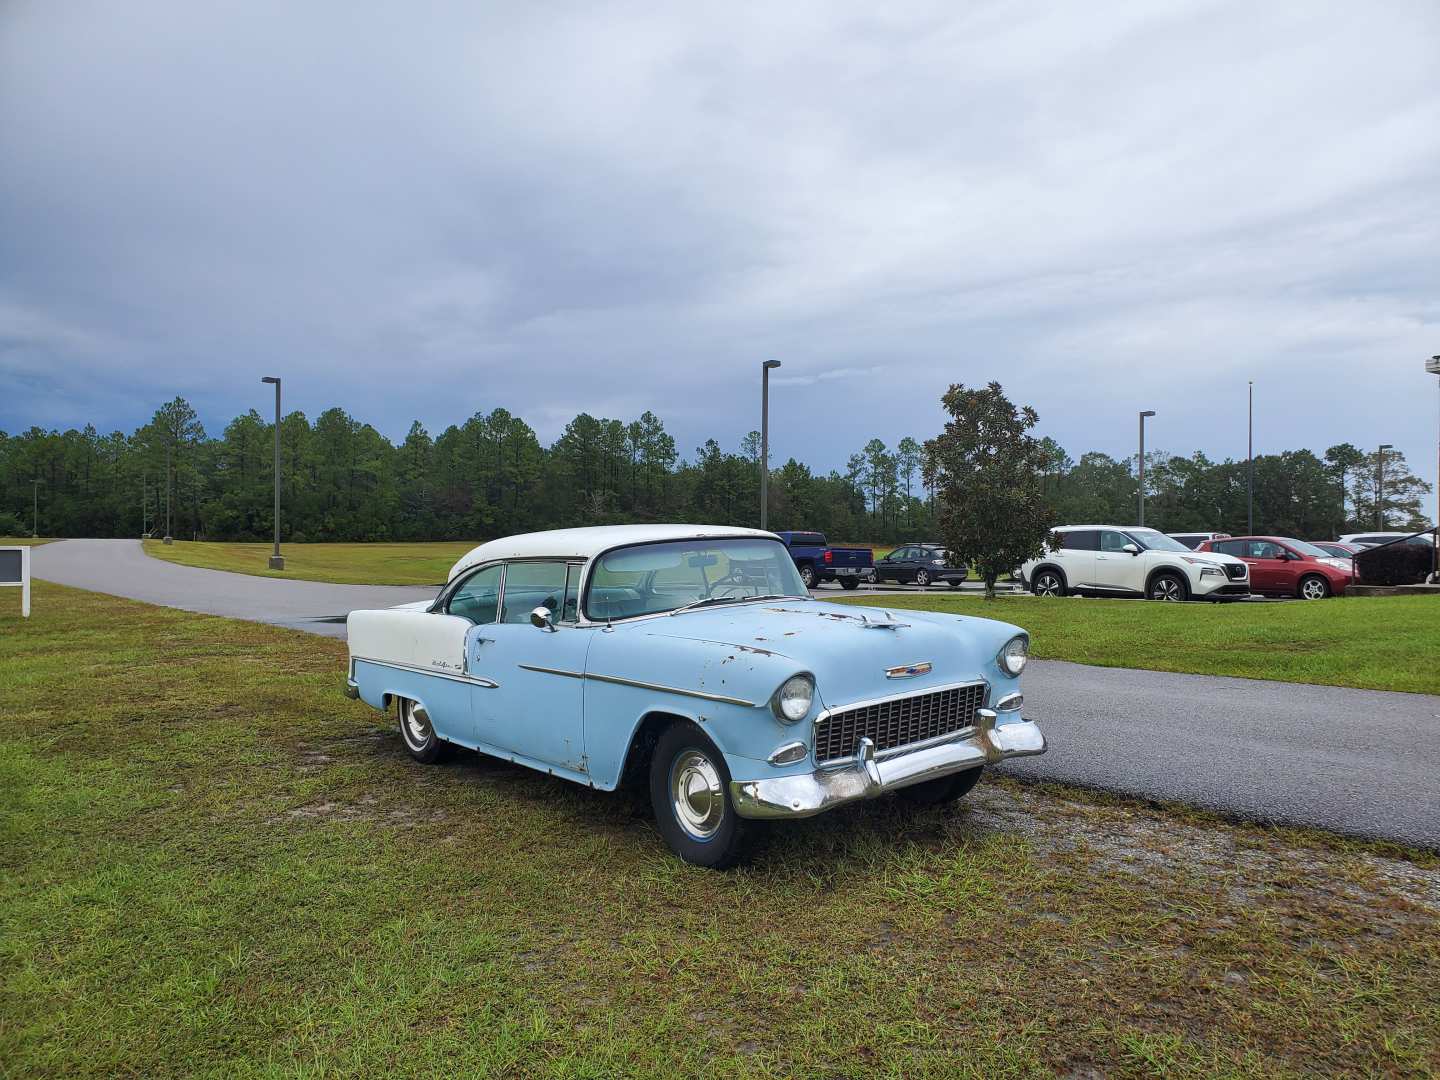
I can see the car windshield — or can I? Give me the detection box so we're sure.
[585,537,809,621]
[1126,528,1191,553]
[1283,539,1331,558]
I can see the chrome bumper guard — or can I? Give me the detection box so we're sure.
[730,709,1046,820]
[344,677,360,700]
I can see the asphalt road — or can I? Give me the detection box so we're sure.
[31,539,1440,848]
[30,539,434,637]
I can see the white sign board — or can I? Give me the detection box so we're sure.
[0,546,30,618]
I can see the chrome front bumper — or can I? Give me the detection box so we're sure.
[730,710,1046,820]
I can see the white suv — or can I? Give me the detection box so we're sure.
[1020,526,1251,601]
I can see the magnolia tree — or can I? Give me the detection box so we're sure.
[922,382,1056,600]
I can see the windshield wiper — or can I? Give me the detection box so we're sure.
[667,593,803,616]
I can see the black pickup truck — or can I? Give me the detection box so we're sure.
[774,531,875,590]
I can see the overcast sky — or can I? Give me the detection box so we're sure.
[2,1,1438,491]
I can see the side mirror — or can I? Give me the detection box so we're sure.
[1122,543,1140,555]
[529,606,556,632]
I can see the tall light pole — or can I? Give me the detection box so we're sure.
[1428,355,1440,526]
[163,442,173,544]
[31,479,42,538]
[760,361,781,530]
[1376,443,1393,529]
[262,376,285,570]
[1137,410,1155,526]
[141,469,148,538]
[1247,381,1254,535]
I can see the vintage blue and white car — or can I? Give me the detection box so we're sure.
[345,525,1045,866]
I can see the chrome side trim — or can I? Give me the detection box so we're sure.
[518,664,756,708]
[352,655,499,689]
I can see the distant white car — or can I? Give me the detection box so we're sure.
[1168,531,1230,550]
[1337,531,1433,549]
[1019,525,1250,601]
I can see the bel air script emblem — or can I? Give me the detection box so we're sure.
[885,661,932,679]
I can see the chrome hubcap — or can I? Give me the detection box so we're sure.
[1302,580,1325,599]
[402,700,432,749]
[1154,579,1181,601]
[1037,575,1058,595]
[916,571,929,585]
[671,750,725,840]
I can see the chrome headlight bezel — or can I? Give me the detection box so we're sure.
[997,634,1029,677]
[771,673,815,723]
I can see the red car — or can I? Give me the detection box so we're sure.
[1197,536,1353,599]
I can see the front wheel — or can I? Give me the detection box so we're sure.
[1031,569,1065,597]
[1298,575,1331,600]
[897,766,984,806]
[649,723,750,869]
[1149,572,1188,602]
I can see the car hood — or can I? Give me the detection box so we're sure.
[631,599,1024,710]
[1184,551,1246,568]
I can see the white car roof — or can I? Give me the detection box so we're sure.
[1052,524,1150,531]
[1337,531,1420,542]
[447,524,779,582]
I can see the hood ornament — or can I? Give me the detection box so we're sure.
[885,661,932,679]
[861,611,910,630]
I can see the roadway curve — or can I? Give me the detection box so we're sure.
[31,539,1440,848]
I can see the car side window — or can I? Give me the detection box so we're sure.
[500,560,570,624]
[1249,541,1281,559]
[447,564,502,625]
[1061,530,1098,552]
[1099,530,1131,553]
[1213,540,1245,557]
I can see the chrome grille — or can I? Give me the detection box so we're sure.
[1225,563,1247,581]
[814,683,987,763]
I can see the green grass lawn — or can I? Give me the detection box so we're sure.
[3,582,1438,1077]
[841,592,1440,695]
[0,537,52,546]
[143,539,476,585]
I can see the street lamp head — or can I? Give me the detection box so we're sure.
[763,360,781,370]
[261,376,280,384]
[1140,410,1156,418]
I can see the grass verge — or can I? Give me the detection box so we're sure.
[141,539,475,584]
[2,583,1438,1077]
[839,591,1440,695]
[0,537,52,547]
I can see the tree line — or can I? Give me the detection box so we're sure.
[0,396,1429,542]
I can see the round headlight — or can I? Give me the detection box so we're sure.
[773,674,815,723]
[999,635,1028,677]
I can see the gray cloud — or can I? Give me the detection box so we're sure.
[2,0,1438,494]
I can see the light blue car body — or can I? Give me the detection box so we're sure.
[347,528,1045,819]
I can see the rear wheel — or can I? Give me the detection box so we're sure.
[797,564,816,589]
[1032,569,1065,597]
[649,723,750,869]
[897,766,984,806]
[1149,572,1188,602]
[1298,574,1331,600]
[398,698,447,763]
[914,568,931,587]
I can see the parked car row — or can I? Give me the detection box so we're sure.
[775,523,1432,601]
